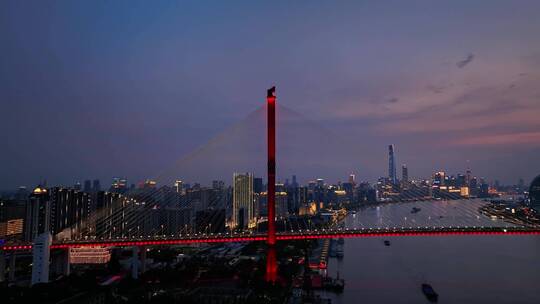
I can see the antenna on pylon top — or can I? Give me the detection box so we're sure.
[267,86,276,98]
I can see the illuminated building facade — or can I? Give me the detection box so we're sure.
[174,180,183,194]
[49,187,93,239]
[111,177,128,192]
[69,247,111,264]
[232,172,254,229]
[0,219,23,238]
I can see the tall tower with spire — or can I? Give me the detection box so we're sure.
[388,145,397,185]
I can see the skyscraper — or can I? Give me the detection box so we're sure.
[402,164,408,183]
[388,145,397,185]
[83,180,92,193]
[518,178,525,192]
[433,171,446,187]
[292,175,298,187]
[25,186,51,241]
[92,179,101,192]
[348,173,356,186]
[233,173,254,229]
[253,177,263,194]
[212,180,225,190]
[174,180,183,194]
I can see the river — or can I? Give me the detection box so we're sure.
[317,200,540,303]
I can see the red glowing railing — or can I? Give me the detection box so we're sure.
[2,228,539,251]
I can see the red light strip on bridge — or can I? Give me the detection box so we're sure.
[2,230,539,251]
[275,230,540,240]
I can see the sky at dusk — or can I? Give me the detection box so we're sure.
[1,1,540,189]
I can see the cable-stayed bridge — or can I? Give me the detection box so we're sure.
[1,87,538,284]
[2,197,539,252]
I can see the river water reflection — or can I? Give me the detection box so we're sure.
[318,200,540,303]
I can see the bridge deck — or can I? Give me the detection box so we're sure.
[3,199,538,251]
[2,227,540,251]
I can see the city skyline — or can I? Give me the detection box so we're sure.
[1,1,540,188]
[2,2,540,302]
[0,161,525,192]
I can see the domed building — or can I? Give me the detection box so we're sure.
[530,175,540,212]
[26,185,51,241]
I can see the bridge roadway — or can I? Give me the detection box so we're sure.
[3,226,540,251]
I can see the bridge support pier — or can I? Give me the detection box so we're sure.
[31,232,52,285]
[140,246,147,274]
[265,246,277,282]
[51,248,70,277]
[0,251,5,282]
[8,252,16,282]
[131,246,139,279]
[130,246,148,279]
